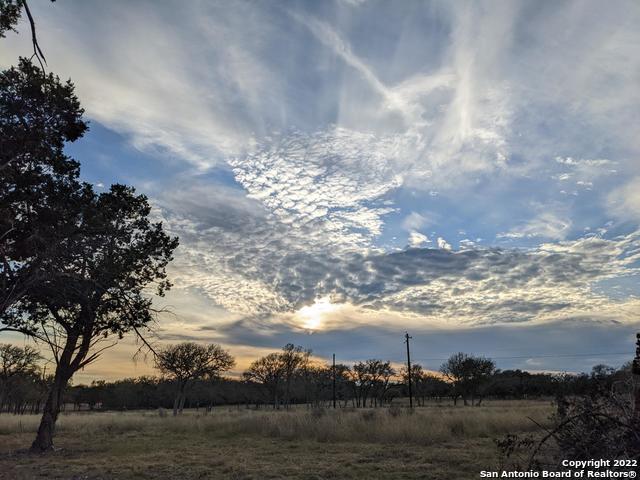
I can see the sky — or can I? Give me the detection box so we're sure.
[2,0,640,381]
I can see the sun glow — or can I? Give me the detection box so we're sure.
[296,297,339,330]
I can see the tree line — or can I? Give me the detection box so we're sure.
[2,342,632,416]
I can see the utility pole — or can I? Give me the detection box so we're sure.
[633,333,640,422]
[332,353,336,409]
[405,332,413,408]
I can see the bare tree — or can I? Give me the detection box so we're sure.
[155,342,234,416]
[244,352,284,409]
[280,343,310,409]
[349,359,395,408]
[243,344,310,409]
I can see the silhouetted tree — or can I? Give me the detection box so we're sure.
[0,59,87,320]
[440,352,495,406]
[244,352,284,408]
[0,343,40,411]
[349,359,395,408]
[155,342,234,416]
[8,183,178,451]
[280,343,310,409]
[0,1,21,38]
[401,364,449,406]
[243,344,310,409]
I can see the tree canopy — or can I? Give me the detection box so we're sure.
[440,352,496,405]
[156,342,235,415]
[1,58,87,320]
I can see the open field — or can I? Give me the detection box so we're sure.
[0,400,553,479]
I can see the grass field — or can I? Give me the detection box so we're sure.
[0,400,553,479]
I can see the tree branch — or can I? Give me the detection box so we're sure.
[21,0,47,72]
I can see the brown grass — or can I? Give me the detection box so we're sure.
[0,400,553,479]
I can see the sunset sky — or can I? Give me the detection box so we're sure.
[2,0,640,382]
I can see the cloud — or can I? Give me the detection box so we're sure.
[608,177,640,223]
[436,237,452,251]
[228,127,407,249]
[155,179,640,327]
[402,212,432,231]
[498,212,572,240]
[4,1,640,376]
[408,231,430,247]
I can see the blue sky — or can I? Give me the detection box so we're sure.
[2,0,640,379]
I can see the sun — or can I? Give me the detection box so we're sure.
[296,297,339,330]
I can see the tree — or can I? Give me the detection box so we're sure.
[401,364,448,406]
[0,343,40,410]
[349,359,395,408]
[155,342,235,416]
[6,183,178,451]
[440,353,496,406]
[244,352,284,409]
[243,344,310,409]
[279,343,310,409]
[1,59,87,320]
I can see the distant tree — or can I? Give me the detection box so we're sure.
[155,342,234,416]
[368,359,395,407]
[302,364,332,407]
[333,363,352,407]
[279,343,310,408]
[401,364,449,406]
[440,353,495,406]
[349,359,395,408]
[243,344,310,409]
[0,343,40,410]
[244,352,284,409]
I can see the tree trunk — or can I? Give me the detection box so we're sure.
[31,330,81,453]
[178,392,186,414]
[172,394,180,416]
[31,368,70,452]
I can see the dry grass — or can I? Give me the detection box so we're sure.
[0,400,553,479]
